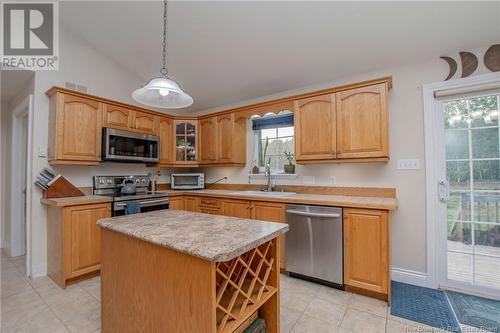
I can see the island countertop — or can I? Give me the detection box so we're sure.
[97,209,288,262]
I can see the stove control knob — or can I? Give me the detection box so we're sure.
[136,179,140,183]
[142,179,147,183]
[99,179,105,184]
[106,179,112,184]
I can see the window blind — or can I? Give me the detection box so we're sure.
[252,114,294,130]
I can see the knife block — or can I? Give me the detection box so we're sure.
[43,176,85,198]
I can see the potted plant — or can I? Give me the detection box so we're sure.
[259,137,270,172]
[283,151,295,174]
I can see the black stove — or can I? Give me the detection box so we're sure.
[93,175,169,216]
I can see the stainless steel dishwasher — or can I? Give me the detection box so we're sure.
[285,204,343,288]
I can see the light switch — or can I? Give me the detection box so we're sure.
[38,146,47,157]
[397,159,420,170]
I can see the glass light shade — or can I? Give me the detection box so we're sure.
[132,77,193,109]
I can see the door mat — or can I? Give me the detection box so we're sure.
[446,290,500,332]
[391,281,461,332]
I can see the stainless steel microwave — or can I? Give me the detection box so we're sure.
[171,173,204,190]
[102,128,159,163]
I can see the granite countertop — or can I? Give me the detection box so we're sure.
[97,209,288,262]
[41,195,112,207]
[165,189,398,210]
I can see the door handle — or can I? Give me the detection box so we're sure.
[285,210,341,218]
[438,180,449,203]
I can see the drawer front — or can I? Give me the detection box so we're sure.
[199,207,221,215]
[198,198,221,209]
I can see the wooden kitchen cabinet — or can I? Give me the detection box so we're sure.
[344,208,389,297]
[216,113,246,165]
[132,111,158,135]
[48,91,102,165]
[174,120,198,165]
[168,196,184,210]
[336,83,388,159]
[198,113,246,166]
[184,196,199,212]
[199,117,218,164]
[103,104,158,135]
[294,94,336,162]
[158,116,174,166]
[220,199,252,218]
[251,201,287,270]
[102,104,132,130]
[47,203,111,288]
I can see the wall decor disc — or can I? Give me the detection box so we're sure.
[440,56,458,81]
[459,52,478,78]
[484,44,500,72]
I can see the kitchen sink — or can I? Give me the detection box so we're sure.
[229,190,296,197]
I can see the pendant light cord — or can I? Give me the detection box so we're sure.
[161,0,168,78]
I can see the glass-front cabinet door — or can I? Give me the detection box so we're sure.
[174,120,198,164]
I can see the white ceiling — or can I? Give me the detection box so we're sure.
[60,1,499,113]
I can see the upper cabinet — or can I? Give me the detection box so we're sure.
[217,113,246,165]
[102,104,132,130]
[294,94,336,161]
[198,113,246,166]
[199,117,218,164]
[48,92,102,165]
[294,81,390,163]
[132,111,157,135]
[158,116,173,166]
[336,83,388,159]
[174,120,198,165]
[103,104,157,135]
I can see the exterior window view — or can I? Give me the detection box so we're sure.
[445,93,500,290]
[1,1,499,333]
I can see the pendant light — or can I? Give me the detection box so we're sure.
[132,0,193,109]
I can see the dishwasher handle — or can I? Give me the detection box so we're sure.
[285,209,341,218]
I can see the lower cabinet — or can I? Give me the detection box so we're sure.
[343,208,389,297]
[184,196,199,212]
[251,201,286,270]
[220,199,252,218]
[168,196,185,210]
[47,203,111,288]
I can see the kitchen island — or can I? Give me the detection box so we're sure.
[97,209,288,333]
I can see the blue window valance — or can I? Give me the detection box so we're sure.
[252,114,294,131]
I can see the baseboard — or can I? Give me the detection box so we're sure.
[31,263,47,278]
[391,267,430,288]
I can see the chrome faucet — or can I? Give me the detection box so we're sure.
[263,162,274,192]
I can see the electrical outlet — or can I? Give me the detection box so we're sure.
[328,176,336,185]
[397,159,420,170]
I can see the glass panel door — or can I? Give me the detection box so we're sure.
[443,92,500,292]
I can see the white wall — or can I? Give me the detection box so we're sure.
[29,27,171,276]
[1,76,35,255]
[199,47,493,277]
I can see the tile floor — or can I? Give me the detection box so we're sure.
[2,254,449,333]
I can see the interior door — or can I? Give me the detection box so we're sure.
[436,90,500,296]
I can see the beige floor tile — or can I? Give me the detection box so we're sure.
[280,274,297,290]
[28,275,58,289]
[303,298,347,326]
[316,285,352,306]
[292,278,321,296]
[2,305,69,333]
[281,287,316,312]
[341,308,386,333]
[1,275,34,299]
[337,328,354,333]
[64,301,101,333]
[281,305,302,333]
[292,313,339,333]
[348,294,388,318]
[78,276,101,300]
